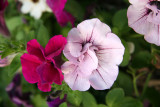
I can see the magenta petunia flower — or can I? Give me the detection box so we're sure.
[0,0,10,36]
[46,0,75,27]
[61,18,125,91]
[127,0,160,46]
[20,35,67,92]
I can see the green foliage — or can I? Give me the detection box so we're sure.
[31,95,48,107]
[59,102,68,107]
[82,92,97,107]
[120,40,131,67]
[67,91,82,106]
[106,88,143,107]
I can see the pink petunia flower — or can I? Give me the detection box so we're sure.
[0,0,10,37]
[61,18,125,91]
[127,0,160,46]
[46,0,75,27]
[20,35,67,92]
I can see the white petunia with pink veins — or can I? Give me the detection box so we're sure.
[61,18,125,91]
[127,0,160,46]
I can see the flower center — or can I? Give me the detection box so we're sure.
[32,0,39,3]
[149,1,160,10]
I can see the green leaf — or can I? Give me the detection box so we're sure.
[120,97,143,107]
[112,9,131,34]
[36,24,49,47]
[67,91,82,106]
[82,92,97,107]
[114,71,133,95]
[106,88,143,107]
[98,104,108,107]
[131,51,152,68]
[106,88,124,107]
[7,53,21,77]
[31,95,48,107]
[6,16,23,32]
[120,40,130,67]
[59,102,67,107]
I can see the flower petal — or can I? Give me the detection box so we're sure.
[45,35,67,58]
[36,62,63,85]
[55,10,75,27]
[46,0,67,14]
[96,33,125,65]
[144,24,160,46]
[20,1,33,14]
[20,53,42,83]
[37,81,51,92]
[63,43,78,63]
[89,64,119,90]
[78,49,98,76]
[64,68,90,91]
[27,39,45,61]
[61,61,76,74]
[77,18,111,43]
[127,4,150,35]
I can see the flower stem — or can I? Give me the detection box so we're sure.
[133,76,139,97]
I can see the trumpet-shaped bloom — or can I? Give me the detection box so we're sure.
[46,0,75,27]
[18,0,51,19]
[61,18,125,91]
[127,0,160,46]
[20,35,66,92]
[0,0,10,36]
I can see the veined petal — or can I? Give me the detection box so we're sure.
[127,4,150,35]
[78,49,98,76]
[27,39,45,61]
[45,35,67,58]
[129,0,148,5]
[77,18,99,42]
[89,64,119,90]
[144,24,160,46]
[96,33,125,65]
[20,53,42,83]
[36,62,63,85]
[64,68,90,91]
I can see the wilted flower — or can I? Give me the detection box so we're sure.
[20,35,66,92]
[18,0,51,19]
[61,18,125,91]
[127,0,160,46]
[46,0,75,27]
[0,0,10,36]
[6,73,33,107]
[0,53,16,67]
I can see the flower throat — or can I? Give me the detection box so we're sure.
[149,0,160,10]
[32,0,39,3]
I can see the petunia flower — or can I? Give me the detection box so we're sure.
[61,18,125,91]
[127,0,160,46]
[20,35,67,92]
[0,53,16,67]
[6,73,33,107]
[46,0,75,27]
[18,0,52,19]
[0,0,10,36]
